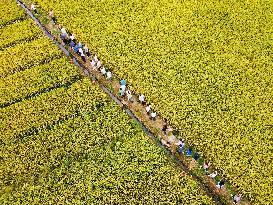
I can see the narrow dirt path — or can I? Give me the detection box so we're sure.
[16,1,251,205]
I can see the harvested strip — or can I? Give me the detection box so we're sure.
[0,57,81,107]
[0,19,41,50]
[0,99,213,205]
[0,0,26,28]
[0,78,108,140]
[0,37,62,78]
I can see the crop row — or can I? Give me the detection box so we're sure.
[0,37,63,78]
[0,0,26,28]
[31,0,273,203]
[0,19,41,50]
[0,78,108,141]
[1,90,213,204]
[0,57,82,107]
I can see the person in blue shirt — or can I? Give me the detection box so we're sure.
[186,148,192,156]
[73,45,80,54]
[69,41,76,48]
[120,79,126,86]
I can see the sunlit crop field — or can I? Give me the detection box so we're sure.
[33,0,273,204]
[0,1,214,204]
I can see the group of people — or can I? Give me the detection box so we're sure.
[29,5,243,204]
[117,80,157,120]
[59,26,113,81]
[160,125,242,204]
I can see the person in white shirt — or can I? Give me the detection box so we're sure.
[78,48,84,55]
[61,27,67,35]
[139,94,145,105]
[96,60,101,69]
[175,138,184,146]
[126,90,133,102]
[90,60,96,70]
[94,55,98,62]
[106,71,112,80]
[118,87,125,97]
[150,112,157,121]
[100,67,106,75]
[83,45,90,57]
[233,194,242,204]
[120,84,126,92]
[145,105,151,114]
[70,34,76,42]
[30,4,37,14]
[167,134,175,144]
[209,171,217,179]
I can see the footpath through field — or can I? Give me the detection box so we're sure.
[16,1,251,205]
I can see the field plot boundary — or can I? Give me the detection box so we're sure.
[15,1,251,204]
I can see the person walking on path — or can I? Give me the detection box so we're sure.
[209,171,218,179]
[126,90,133,102]
[193,153,200,161]
[233,194,242,204]
[73,44,80,54]
[80,52,86,63]
[139,94,145,105]
[176,139,185,154]
[202,162,210,174]
[120,84,126,92]
[61,33,69,45]
[30,4,37,14]
[106,71,112,80]
[90,60,96,70]
[100,66,106,76]
[83,45,91,57]
[186,148,193,156]
[145,104,151,115]
[70,34,76,43]
[49,10,56,23]
[150,111,157,121]
[69,40,75,48]
[120,79,126,86]
[94,55,98,62]
[166,133,176,151]
[96,60,102,70]
[162,124,168,134]
[118,88,126,97]
[79,47,84,56]
[217,178,226,189]
[61,26,67,35]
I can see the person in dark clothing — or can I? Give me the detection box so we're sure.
[217,178,226,189]
[84,45,91,57]
[80,53,86,63]
[162,124,168,134]
[193,153,200,161]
